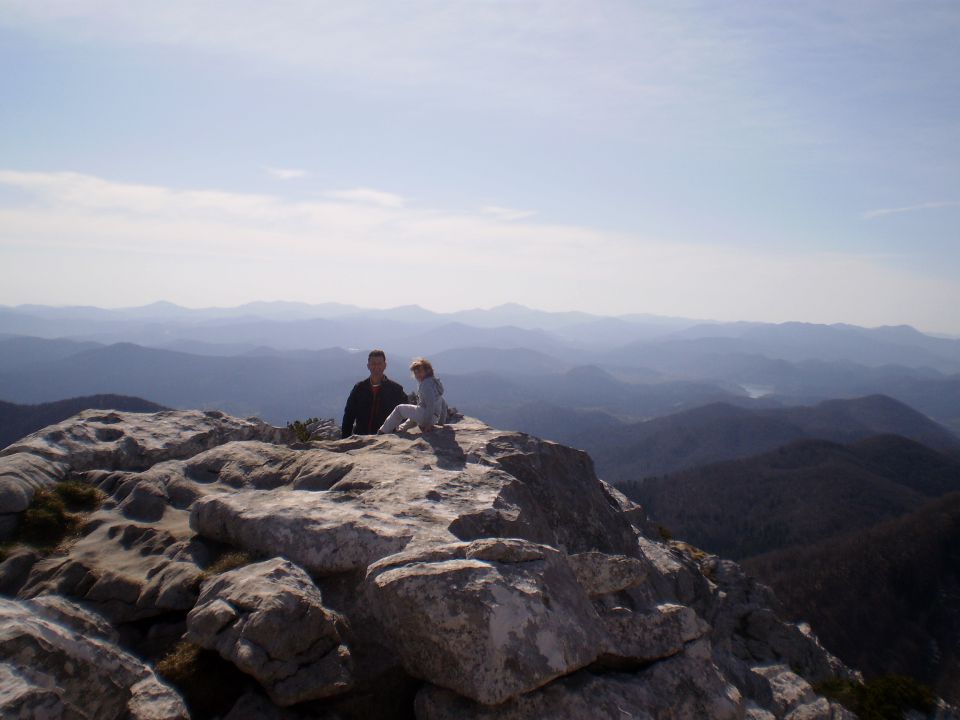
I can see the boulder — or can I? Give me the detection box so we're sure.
[599,603,710,663]
[415,639,743,720]
[749,664,817,717]
[367,538,603,705]
[186,557,353,706]
[0,596,188,719]
[567,550,649,596]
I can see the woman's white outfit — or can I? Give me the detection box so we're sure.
[379,376,447,433]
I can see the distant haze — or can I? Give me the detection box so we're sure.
[2,302,960,436]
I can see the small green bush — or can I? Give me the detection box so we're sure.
[657,524,673,541]
[816,675,936,720]
[18,489,72,548]
[54,480,103,512]
[16,481,102,551]
[287,417,319,443]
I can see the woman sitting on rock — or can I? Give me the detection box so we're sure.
[378,357,448,434]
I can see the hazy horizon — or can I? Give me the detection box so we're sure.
[2,3,958,332]
[5,298,960,338]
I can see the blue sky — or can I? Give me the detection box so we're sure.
[1,1,958,332]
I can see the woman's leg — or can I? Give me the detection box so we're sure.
[379,404,424,433]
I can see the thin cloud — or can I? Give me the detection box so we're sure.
[481,206,536,222]
[328,188,405,208]
[266,167,308,180]
[863,201,960,220]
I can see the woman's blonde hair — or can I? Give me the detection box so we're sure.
[409,357,434,377]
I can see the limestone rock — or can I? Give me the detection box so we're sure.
[191,488,421,575]
[189,421,641,580]
[186,557,353,706]
[636,535,713,607]
[0,545,40,595]
[416,639,743,720]
[19,514,203,623]
[1,409,287,471]
[0,452,67,514]
[0,409,286,516]
[24,592,120,642]
[597,478,648,529]
[599,603,710,663]
[305,418,341,442]
[749,664,817,717]
[694,556,855,687]
[0,596,188,719]
[367,538,603,705]
[182,440,353,490]
[567,550,649,596]
[2,410,868,718]
[119,478,170,521]
[368,540,600,704]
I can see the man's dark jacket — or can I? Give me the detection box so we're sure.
[341,376,407,436]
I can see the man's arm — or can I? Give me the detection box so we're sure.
[385,380,408,411]
[341,385,359,438]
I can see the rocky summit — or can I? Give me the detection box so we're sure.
[0,408,924,719]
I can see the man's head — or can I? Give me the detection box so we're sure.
[367,349,387,383]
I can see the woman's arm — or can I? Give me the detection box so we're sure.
[417,379,438,431]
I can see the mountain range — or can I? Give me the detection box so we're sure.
[744,491,960,704]
[618,433,960,559]
[565,394,960,482]
[615,429,960,703]
[3,303,959,438]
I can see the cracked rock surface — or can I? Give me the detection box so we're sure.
[1,409,887,719]
[0,596,187,719]
[186,557,352,706]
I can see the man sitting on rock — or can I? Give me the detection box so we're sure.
[341,349,408,437]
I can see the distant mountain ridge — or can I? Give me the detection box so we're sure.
[580,394,960,482]
[3,302,960,438]
[618,432,960,559]
[3,302,959,368]
[0,338,757,426]
[0,394,167,449]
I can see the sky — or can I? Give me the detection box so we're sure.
[0,1,958,332]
